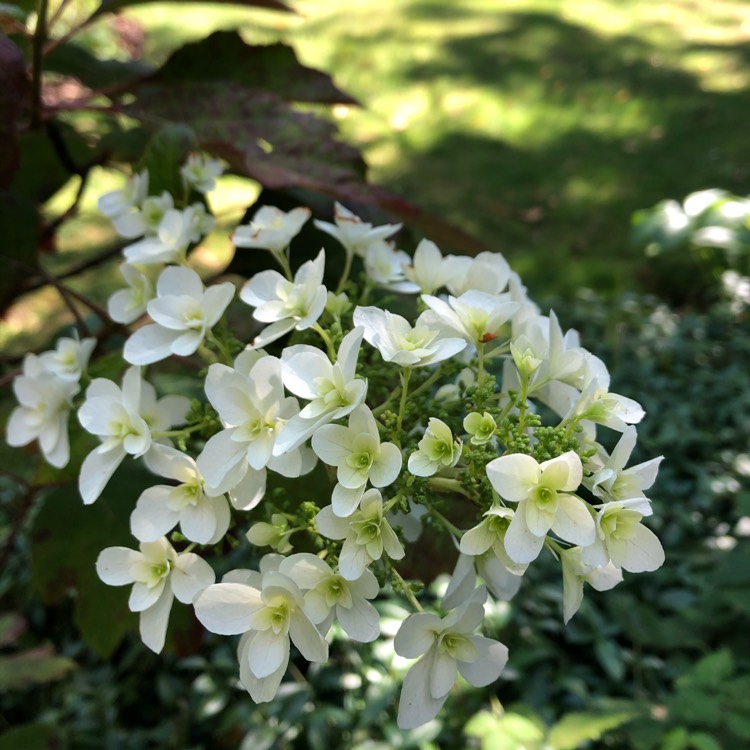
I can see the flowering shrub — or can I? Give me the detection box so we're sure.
[5,158,665,729]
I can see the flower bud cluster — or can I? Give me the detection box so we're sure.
[5,157,665,729]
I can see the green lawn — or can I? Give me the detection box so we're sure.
[125,0,750,298]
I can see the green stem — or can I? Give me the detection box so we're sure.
[391,567,423,613]
[30,0,50,129]
[396,367,412,439]
[477,342,485,388]
[426,504,462,537]
[409,364,443,399]
[429,476,481,505]
[152,422,209,440]
[275,247,294,281]
[312,322,336,360]
[335,249,354,294]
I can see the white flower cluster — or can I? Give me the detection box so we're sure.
[5,157,665,730]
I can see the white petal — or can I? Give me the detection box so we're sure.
[248,628,290,678]
[124,325,178,366]
[289,611,328,662]
[430,650,458,699]
[503,511,546,564]
[457,636,508,687]
[394,613,440,658]
[311,424,352,466]
[331,483,365,518]
[397,649,447,730]
[130,485,179,542]
[139,587,174,653]
[171,552,215,603]
[552,494,596,546]
[609,524,665,573]
[96,546,139,585]
[79,446,126,505]
[485,453,539,502]
[193,582,263,635]
[336,597,380,642]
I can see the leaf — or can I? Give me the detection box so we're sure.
[45,42,152,90]
[136,123,196,197]
[0,724,58,750]
[90,0,294,19]
[0,190,39,311]
[677,650,733,690]
[0,35,29,188]
[146,32,357,105]
[29,465,156,656]
[0,612,26,647]
[465,710,545,750]
[0,645,75,690]
[548,707,639,749]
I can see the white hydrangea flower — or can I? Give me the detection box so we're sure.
[98,169,149,219]
[311,404,402,517]
[130,444,231,545]
[442,550,523,610]
[421,290,519,347]
[108,263,158,325]
[6,353,80,469]
[315,488,405,580]
[274,326,367,455]
[444,251,511,297]
[279,553,380,642]
[123,207,197,265]
[247,513,294,554]
[194,567,328,703]
[559,547,622,624]
[314,201,401,259]
[239,249,327,349]
[585,426,663,502]
[233,205,311,256]
[197,351,312,497]
[353,305,466,368]
[112,191,174,240]
[395,587,508,730]
[581,499,665,573]
[77,367,190,504]
[363,240,419,293]
[407,417,463,477]
[96,537,214,653]
[38,336,96,382]
[459,506,527,576]
[563,378,645,433]
[486,451,595,564]
[463,411,497,445]
[181,153,224,193]
[123,266,235,365]
[403,238,452,294]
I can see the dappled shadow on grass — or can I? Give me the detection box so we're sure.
[363,9,750,296]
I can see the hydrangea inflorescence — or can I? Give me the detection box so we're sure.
[5,157,664,729]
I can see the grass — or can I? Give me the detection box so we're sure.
[125,0,750,299]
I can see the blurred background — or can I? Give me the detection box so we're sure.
[1,1,749,748]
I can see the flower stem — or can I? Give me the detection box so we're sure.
[391,567,423,613]
[335,249,354,294]
[477,342,485,388]
[276,247,294,281]
[30,0,50,130]
[312,322,336,360]
[396,367,412,439]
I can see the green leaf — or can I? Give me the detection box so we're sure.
[91,0,294,19]
[687,732,721,750]
[594,638,625,681]
[678,650,733,690]
[548,707,639,750]
[0,190,39,311]
[0,612,26,647]
[465,710,545,750]
[0,645,75,690]
[145,33,357,104]
[0,723,58,750]
[45,42,152,90]
[29,465,155,656]
[0,35,29,188]
[137,123,196,197]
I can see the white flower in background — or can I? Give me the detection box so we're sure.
[315,488,405,580]
[123,207,197,265]
[38,336,96,382]
[112,191,174,240]
[326,290,351,318]
[559,547,622,624]
[98,169,149,219]
[312,404,402,517]
[77,367,190,504]
[582,499,665,573]
[403,238,452,294]
[442,550,523,610]
[395,587,508,730]
[459,506,527,576]
[314,201,401,259]
[96,537,214,653]
[486,451,595,564]
[445,251,511,297]
[585,426,663,502]
[279,553,380,642]
[130,444,230,545]
[233,205,311,256]
[197,351,312,496]
[274,326,367,454]
[123,266,235,365]
[240,249,327,349]
[181,153,224,193]
[363,240,419,293]
[6,353,80,468]
[563,379,645,433]
[353,306,467,368]
[194,567,328,703]
[108,263,158,324]
[186,202,215,241]
[408,418,462,477]
[421,290,519,346]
